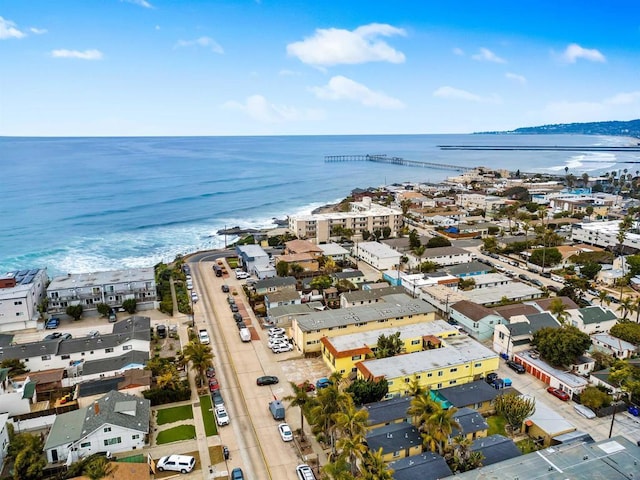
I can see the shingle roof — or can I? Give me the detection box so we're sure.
[388,451,452,480]
[446,261,493,276]
[578,306,617,325]
[453,407,489,435]
[471,434,522,466]
[506,312,560,336]
[451,300,499,322]
[365,423,422,454]
[435,380,501,408]
[82,350,149,376]
[341,286,406,303]
[421,246,470,259]
[112,316,151,335]
[362,396,410,426]
[529,296,578,311]
[332,270,364,279]
[493,303,540,319]
[255,276,296,290]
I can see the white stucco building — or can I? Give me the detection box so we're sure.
[352,242,402,271]
[0,269,48,332]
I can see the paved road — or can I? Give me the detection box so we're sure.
[191,258,305,480]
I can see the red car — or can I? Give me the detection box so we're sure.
[547,387,570,401]
[297,382,315,392]
[209,378,220,392]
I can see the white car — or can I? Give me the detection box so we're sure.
[268,339,288,349]
[157,455,196,473]
[215,406,230,426]
[191,292,199,303]
[236,271,250,280]
[186,282,193,290]
[272,344,293,354]
[278,423,293,442]
[268,328,286,336]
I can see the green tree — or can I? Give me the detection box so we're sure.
[548,298,569,324]
[494,393,536,434]
[620,296,634,320]
[580,261,602,280]
[309,378,350,450]
[408,391,438,433]
[610,321,640,345]
[458,278,476,291]
[276,261,289,277]
[400,199,413,215]
[423,407,460,455]
[532,326,592,367]
[0,358,29,378]
[449,434,484,473]
[382,226,392,239]
[290,263,304,276]
[409,229,421,250]
[122,298,137,313]
[284,381,316,441]
[374,332,403,358]
[529,247,562,267]
[502,186,530,201]
[321,456,355,480]
[598,290,611,306]
[334,402,369,476]
[579,386,612,411]
[182,341,214,387]
[427,236,452,248]
[419,261,439,273]
[345,378,388,405]
[66,304,83,321]
[9,432,45,480]
[96,303,110,317]
[625,254,640,277]
[310,275,333,291]
[482,236,498,252]
[361,448,394,480]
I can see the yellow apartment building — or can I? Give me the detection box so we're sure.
[356,336,499,398]
[320,320,458,375]
[290,299,437,354]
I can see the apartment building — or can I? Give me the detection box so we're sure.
[0,269,48,332]
[47,268,157,314]
[571,220,640,251]
[288,198,402,243]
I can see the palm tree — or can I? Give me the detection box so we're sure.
[336,433,368,477]
[334,401,369,439]
[284,381,316,440]
[407,391,438,433]
[406,375,424,397]
[361,448,394,480]
[620,296,634,320]
[424,407,461,456]
[598,290,610,306]
[321,456,355,480]
[633,296,640,323]
[182,341,214,387]
[309,382,350,451]
[549,298,568,324]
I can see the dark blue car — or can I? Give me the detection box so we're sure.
[45,317,60,329]
[316,377,332,389]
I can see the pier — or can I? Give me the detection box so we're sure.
[324,154,473,172]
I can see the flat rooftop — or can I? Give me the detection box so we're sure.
[48,267,154,289]
[464,283,543,305]
[359,335,498,379]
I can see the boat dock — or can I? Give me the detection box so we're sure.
[324,154,473,172]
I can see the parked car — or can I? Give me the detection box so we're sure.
[156,324,167,338]
[233,313,243,322]
[297,382,315,392]
[209,378,220,392]
[272,344,293,353]
[230,304,239,313]
[506,360,526,374]
[547,387,570,401]
[45,317,60,329]
[44,332,71,341]
[215,406,230,426]
[257,375,279,386]
[87,330,100,338]
[485,373,499,384]
[156,455,196,474]
[191,292,199,303]
[278,423,293,442]
[108,308,117,322]
[316,377,332,389]
[531,279,544,287]
[236,321,247,330]
[231,467,245,480]
[268,327,286,336]
[221,284,230,293]
[206,366,216,378]
[211,390,224,407]
[296,464,316,480]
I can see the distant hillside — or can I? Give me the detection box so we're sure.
[479,119,640,137]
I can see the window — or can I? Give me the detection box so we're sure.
[427,372,432,377]
[352,355,361,361]
[450,368,457,373]
[105,348,114,353]
[132,434,139,440]
[449,380,457,385]
[474,362,482,368]
[123,345,132,351]
[80,442,91,448]
[14,300,23,305]
[41,355,51,361]
[61,355,70,360]
[392,451,400,458]
[411,339,420,345]
[104,427,111,433]
[438,371,443,377]
[104,437,121,446]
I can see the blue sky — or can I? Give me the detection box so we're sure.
[1,0,639,136]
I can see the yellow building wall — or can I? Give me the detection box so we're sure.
[381,444,422,462]
[360,355,500,397]
[293,312,437,354]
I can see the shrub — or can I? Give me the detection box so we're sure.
[122,299,137,314]
[143,381,191,406]
[96,303,110,317]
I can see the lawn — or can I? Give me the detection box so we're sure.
[487,415,507,436]
[199,395,218,437]
[156,404,194,425]
[156,425,197,445]
[517,438,541,454]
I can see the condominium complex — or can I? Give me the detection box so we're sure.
[0,269,48,332]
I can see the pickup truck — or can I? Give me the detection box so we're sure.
[199,329,210,345]
[239,327,251,342]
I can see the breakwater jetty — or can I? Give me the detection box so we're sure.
[324,154,472,172]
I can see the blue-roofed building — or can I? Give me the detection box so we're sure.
[389,451,452,480]
[471,434,521,466]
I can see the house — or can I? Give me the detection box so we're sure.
[463,283,544,306]
[332,270,366,286]
[0,369,38,416]
[275,253,320,272]
[254,276,297,295]
[318,242,350,261]
[365,423,422,462]
[493,313,561,358]
[320,320,458,376]
[589,368,625,396]
[267,303,322,327]
[514,350,589,397]
[523,396,576,446]
[75,369,152,407]
[47,268,157,314]
[353,242,402,271]
[446,261,493,278]
[388,451,452,480]
[235,245,271,276]
[323,287,340,309]
[44,390,150,464]
[264,289,302,313]
[363,396,411,429]
[419,246,473,266]
[80,351,149,384]
[452,407,489,440]
[467,273,512,289]
[340,286,406,308]
[470,434,521,466]
[565,306,618,334]
[398,272,459,299]
[0,413,8,473]
[284,239,324,257]
[12,368,64,396]
[591,334,637,359]
[449,300,504,341]
[357,336,499,398]
[0,269,48,332]
[291,300,437,354]
[432,380,503,415]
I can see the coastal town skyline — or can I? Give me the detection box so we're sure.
[1,0,639,137]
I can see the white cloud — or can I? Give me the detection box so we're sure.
[29,27,47,35]
[287,23,406,67]
[122,0,153,8]
[310,75,404,109]
[51,49,103,60]
[433,86,500,103]
[472,47,506,63]
[539,91,640,123]
[0,16,26,39]
[452,47,464,56]
[175,36,224,54]
[561,43,605,63]
[222,95,324,123]
[606,91,640,105]
[505,72,526,84]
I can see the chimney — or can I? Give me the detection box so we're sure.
[94,401,100,415]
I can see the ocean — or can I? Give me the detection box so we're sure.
[1,134,637,277]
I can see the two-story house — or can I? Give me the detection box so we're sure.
[0,269,48,332]
[449,300,504,342]
[254,276,297,296]
[565,306,617,334]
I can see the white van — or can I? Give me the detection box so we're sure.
[574,404,596,419]
[156,455,196,473]
[296,464,317,480]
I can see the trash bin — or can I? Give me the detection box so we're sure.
[223,446,230,460]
